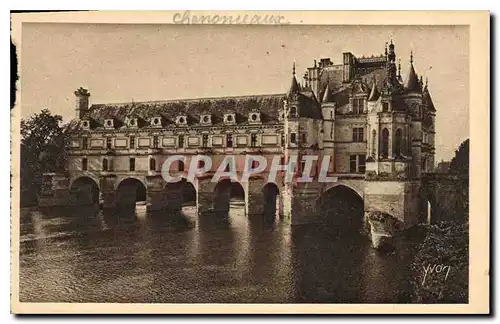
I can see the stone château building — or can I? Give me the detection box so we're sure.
[40,41,437,232]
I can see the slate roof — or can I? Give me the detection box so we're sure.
[76,94,287,130]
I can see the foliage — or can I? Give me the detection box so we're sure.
[20,109,69,206]
[410,221,469,303]
[449,138,470,221]
[449,138,469,175]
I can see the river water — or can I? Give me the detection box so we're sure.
[19,202,419,303]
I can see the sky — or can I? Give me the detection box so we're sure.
[20,23,469,162]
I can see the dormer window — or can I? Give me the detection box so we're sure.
[151,117,162,127]
[200,114,212,125]
[81,119,90,130]
[176,115,188,126]
[289,106,297,117]
[224,113,236,124]
[248,112,261,124]
[104,119,114,129]
[127,117,138,128]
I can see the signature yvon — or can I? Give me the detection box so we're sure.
[422,264,451,286]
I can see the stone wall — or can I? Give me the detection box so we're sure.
[422,174,468,223]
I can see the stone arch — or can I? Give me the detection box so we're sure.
[381,128,389,158]
[69,176,100,205]
[323,182,364,201]
[163,177,198,206]
[394,128,403,157]
[213,179,246,214]
[317,184,364,234]
[116,177,147,210]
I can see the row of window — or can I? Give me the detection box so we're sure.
[81,157,186,172]
[80,132,312,150]
[82,155,368,174]
[370,128,406,158]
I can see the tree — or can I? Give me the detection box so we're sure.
[20,109,69,206]
[449,138,469,221]
[449,138,469,175]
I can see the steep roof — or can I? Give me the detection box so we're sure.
[404,63,421,92]
[79,94,286,128]
[423,87,436,112]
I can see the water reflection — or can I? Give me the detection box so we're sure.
[19,202,418,303]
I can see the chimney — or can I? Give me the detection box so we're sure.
[342,52,355,82]
[74,87,90,119]
[307,60,320,99]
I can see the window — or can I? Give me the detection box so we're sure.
[352,98,364,114]
[371,129,377,157]
[358,155,366,173]
[290,107,297,117]
[300,161,306,173]
[129,119,136,126]
[281,133,285,147]
[129,158,135,171]
[197,159,205,169]
[102,158,108,171]
[129,136,135,149]
[381,128,389,158]
[153,136,159,148]
[82,137,88,149]
[382,102,389,112]
[226,134,233,148]
[82,158,88,171]
[251,134,257,147]
[178,135,184,148]
[350,155,366,173]
[251,159,259,169]
[394,129,403,157]
[349,155,357,173]
[149,158,156,171]
[290,133,297,144]
[301,133,307,143]
[352,127,364,142]
[106,137,112,149]
[202,134,209,148]
[179,160,185,171]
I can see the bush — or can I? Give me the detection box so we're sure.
[410,221,468,303]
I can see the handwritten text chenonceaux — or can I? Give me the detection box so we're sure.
[173,11,289,25]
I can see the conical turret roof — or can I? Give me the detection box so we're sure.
[289,75,300,94]
[322,84,332,103]
[423,82,436,112]
[404,52,422,92]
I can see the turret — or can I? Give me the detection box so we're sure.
[404,51,422,93]
[288,62,300,96]
[74,87,90,119]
